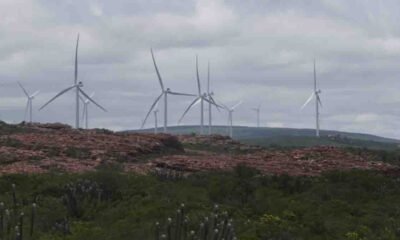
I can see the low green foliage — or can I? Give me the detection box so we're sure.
[0,168,399,239]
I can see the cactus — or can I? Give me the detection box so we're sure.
[5,209,10,239]
[155,222,160,240]
[212,229,219,240]
[11,184,17,211]
[14,226,20,240]
[0,185,38,240]
[189,230,195,240]
[0,202,4,239]
[18,212,23,240]
[62,179,106,218]
[156,204,237,240]
[30,203,36,237]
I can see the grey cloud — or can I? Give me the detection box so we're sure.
[0,0,399,138]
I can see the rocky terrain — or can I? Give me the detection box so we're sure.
[0,122,396,176]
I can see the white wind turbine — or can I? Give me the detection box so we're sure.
[206,61,220,135]
[222,101,243,138]
[39,34,107,128]
[79,92,95,129]
[178,56,221,134]
[301,60,322,137]
[141,49,195,133]
[18,82,40,123]
[252,103,261,128]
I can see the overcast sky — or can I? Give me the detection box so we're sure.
[1,0,400,138]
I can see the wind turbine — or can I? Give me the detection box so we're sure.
[301,59,322,137]
[252,104,261,128]
[206,61,220,135]
[141,49,195,133]
[79,92,95,129]
[39,34,107,128]
[178,56,220,135]
[17,82,39,123]
[222,101,242,138]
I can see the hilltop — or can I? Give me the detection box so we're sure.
[136,125,400,150]
[0,121,397,176]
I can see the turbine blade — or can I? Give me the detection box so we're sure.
[317,94,322,107]
[209,95,222,112]
[204,97,222,109]
[84,92,95,104]
[81,104,86,123]
[17,82,29,97]
[30,90,40,98]
[313,59,317,92]
[231,101,243,110]
[154,101,159,111]
[207,61,210,94]
[219,103,230,111]
[141,92,164,128]
[168,91,196,97]
[39,85,76,110]
[196,55,201,95]
[178,96,201,124]
[75,33,80,85]
[150,49,165,91]
[78,88,107,112]
[301,92,315,110]
[78,94,85,102]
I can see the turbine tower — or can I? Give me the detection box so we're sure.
[142,49,195,133]
[222,101,242,138]
[301,59,322,137]
[18,82,39,123]
[39,34,107,128]
[178,56,220,134]
[153,109,159,134]
[206,61,220,135]
[79,92,95,129]
[252,103,261,128]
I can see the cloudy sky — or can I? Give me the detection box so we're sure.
[1,0,400,138]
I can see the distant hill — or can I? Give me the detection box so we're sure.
[133,125,400,150]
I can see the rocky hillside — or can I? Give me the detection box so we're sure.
[0,122,183,174]
[0,122,396,176]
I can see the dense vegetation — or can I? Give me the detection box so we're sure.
[0,167,399,240]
